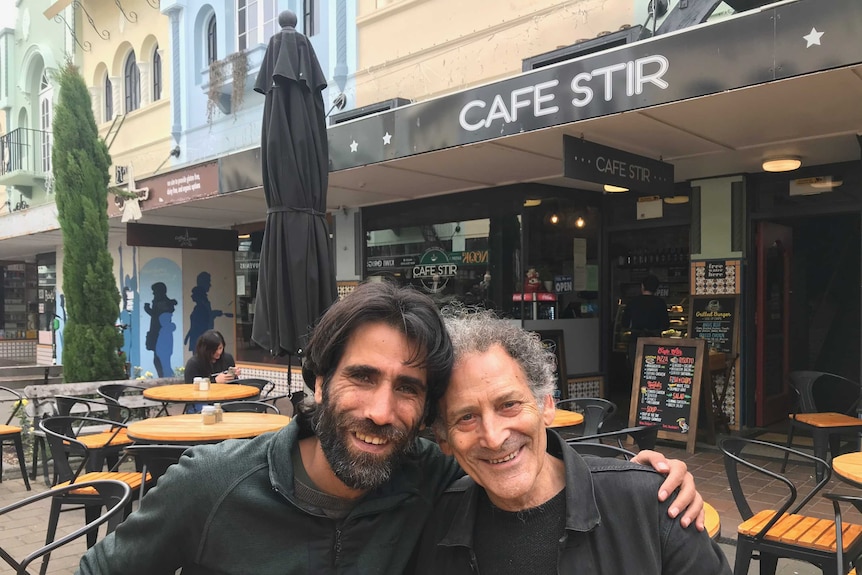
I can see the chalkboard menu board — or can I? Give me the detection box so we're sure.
[690,296,738,354]
[533,330,568,401]
[628,337,706,453]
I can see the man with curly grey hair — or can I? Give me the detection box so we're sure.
[413,312,730,574]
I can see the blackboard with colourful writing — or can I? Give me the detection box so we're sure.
[628,337,706,453]
[690,296,738,354]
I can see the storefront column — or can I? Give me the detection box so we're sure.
[690,175,744,260]
[333,207,361,281]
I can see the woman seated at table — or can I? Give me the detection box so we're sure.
[184,331,241,412]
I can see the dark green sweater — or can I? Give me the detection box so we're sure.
[77,421,460,574]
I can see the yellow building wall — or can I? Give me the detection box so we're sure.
[355,0,634,105]
[77,0,173,180]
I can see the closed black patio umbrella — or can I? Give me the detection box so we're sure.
[251,10,337,358]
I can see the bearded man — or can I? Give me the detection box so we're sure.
[77,281,703,574]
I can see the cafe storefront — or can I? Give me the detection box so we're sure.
[328,0,862,428]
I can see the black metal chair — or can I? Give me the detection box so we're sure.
[555,397,616,436]
[97,384,161,421]
[232,378,290,405]
[567,441,636,459]
[567,425,659,454]
[782,371,862,481]
[120,444,192,503]
[0,479,131,575]
[221,400,281,414]
[0,386,31,490]
[720,437,862,575]
[50,396,133,474]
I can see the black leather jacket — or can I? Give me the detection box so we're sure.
[412,430,731,575]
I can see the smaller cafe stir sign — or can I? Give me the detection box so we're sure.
[563,136,674,195]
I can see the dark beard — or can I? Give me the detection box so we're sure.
[314,404,417,491]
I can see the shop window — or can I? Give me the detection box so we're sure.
[303,0,319,36]
[152,45,162,101]
[237,0,278,51]
[104,73,113,121]
[206,15,218,65]
[124,51,141,113]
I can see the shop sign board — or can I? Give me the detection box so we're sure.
[108,161,220,219]
[564,138,673,195]
[126,223,238,252]
[412,248,457,293]
[366,250,488,271]
[690,295,739,355]
[329,0,862,171]
[554,275,573,293]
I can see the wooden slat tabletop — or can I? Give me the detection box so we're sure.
[143,384,260,403]
[127,413,290,444]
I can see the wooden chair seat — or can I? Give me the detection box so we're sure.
[55,471,151,495]
[739,509,862,552]
[66,429,132,449]
[0,424,23,435]
[704,502,720,540]
[791,413,862,428]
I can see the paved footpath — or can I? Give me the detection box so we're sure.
[1,439,858,573]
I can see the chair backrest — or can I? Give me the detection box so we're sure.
[97,384,147,422]
[0,385,25,426]
[568,441,637,459]
[0,479,131,575]
[719,437,830,540]
[39,416,128,484]
[555,397,616,435]
[567,425,659,452]
[232,378,275,397]
[789,370,862,415]
[122,444,191,501]
[221,400,280,414]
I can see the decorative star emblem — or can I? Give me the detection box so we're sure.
[382,132,392,145]
[349,140,358,153]
[803,27,823,48]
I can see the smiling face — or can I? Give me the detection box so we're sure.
[438,345,562,511]
[313,322,428,492]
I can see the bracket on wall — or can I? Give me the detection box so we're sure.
[114,0,138,23]
[52,12,92,52]
[72,0,110,41]
[146,0,159,8]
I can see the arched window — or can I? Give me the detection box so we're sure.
[104,73,113,121]
[206,15,217,65]
[39,71,53,173]
[152,45,162,101]
[124,51,141,113]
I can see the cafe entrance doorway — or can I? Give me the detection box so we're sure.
[752,213,861,427]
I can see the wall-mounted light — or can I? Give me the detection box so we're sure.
[238,233,251,239]
[663,196,689,204]
[575,216,586,228]
[604,184,629,193]
[762,156,802,172]
[523,198,542,207]
[549,213,560,225]
[809,176,843,189]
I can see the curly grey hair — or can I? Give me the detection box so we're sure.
[434,311,557,437]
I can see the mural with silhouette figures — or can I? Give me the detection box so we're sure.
[117,244,141,373]
[139,257,183,378]
[184,271,234,352]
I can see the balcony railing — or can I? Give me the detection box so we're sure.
[0,127,52,188]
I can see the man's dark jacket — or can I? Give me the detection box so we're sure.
[76,420,459,574]
[412,430,731,574]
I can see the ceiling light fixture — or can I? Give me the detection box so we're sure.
[523,198,542,207]
[575,216,586,228]
[549,213,560,225]
[762,156,802,172]
[603,184,629,193]
[238,233,251,239]
[808,176,843,189]
[663,196,690,205]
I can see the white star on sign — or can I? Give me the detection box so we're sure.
[803,27,823,48]
[349,140,358,153]
[382,132,392,145]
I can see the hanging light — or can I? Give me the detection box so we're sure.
[604,184,629,193]
[762,156,802,172]
[549,213,560,225]
[575,216,586,228]
[523,198,542,207]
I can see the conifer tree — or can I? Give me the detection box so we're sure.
[53,62,124,381]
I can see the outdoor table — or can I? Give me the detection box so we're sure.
[143,384,260,414]
[126,413,291,445]
[704,501,721,540]
[831,452,862,488]
[550,409,584,429]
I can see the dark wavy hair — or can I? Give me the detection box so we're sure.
[195,329,226,363]
[296,280,453,434]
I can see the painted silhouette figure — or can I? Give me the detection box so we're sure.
[184,272,231,352]
[144,282,178,377]
[154,312,175,377]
